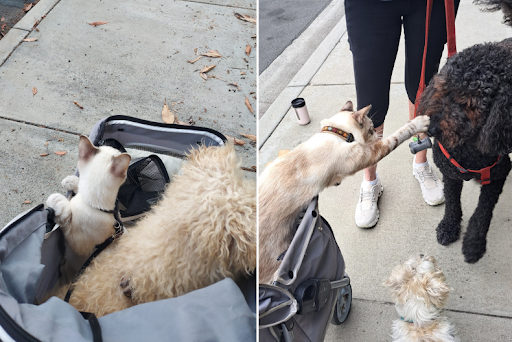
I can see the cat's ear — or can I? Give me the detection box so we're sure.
[352,105,372,126]
[111,154,131,177]
[341,101,354,112]
[78,135,98,161]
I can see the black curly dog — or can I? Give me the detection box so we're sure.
[418,35,512,264]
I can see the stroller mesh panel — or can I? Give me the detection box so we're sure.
[117,155,170,218]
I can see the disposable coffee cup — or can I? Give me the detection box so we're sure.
[291,98,311,125]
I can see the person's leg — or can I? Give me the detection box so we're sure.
[345,0,403,227]
[403,0,461,205]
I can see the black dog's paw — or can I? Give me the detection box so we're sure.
[120,275,132,298]
[462,236,486,264]
[436,218,461,245]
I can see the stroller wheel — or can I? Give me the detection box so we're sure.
[331,284,352,325]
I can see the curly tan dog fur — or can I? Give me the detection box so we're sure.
[59,143,256,317]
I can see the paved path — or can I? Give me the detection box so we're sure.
[0,0,256,227]
[259,2,512,341]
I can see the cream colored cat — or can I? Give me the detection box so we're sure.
[259,101,430,284]
[46,135,131,256]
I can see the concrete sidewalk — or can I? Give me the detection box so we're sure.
[259,2,512,342]
[0,0,256,227]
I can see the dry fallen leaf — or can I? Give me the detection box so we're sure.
[44,142,48,146]
[161,99,176,124]
[58,138,64,141]
[177,120,191,126]
[73,101,83,109]
[54,151,67,156]
[234,13,256,24]
[226,135,245,146]
[241,167,256,172]
[240,71,246,75]
[188,56,202,64]
[240,133,256,141]
[88,21,109,27]
[245,97,254,114]
[245,44,251,56]
[200,73,208,80]
[200,65,216,73]
[40,153,49,157]
[201,50,222,58]
[32,87,37,96]
[23,38,38,42]
[22,3,33,12]
[23,200,32,204]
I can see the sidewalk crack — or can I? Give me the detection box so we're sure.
[0,116,80,136]
[353,298,512,320]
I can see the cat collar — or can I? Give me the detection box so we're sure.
[321,126,354,142]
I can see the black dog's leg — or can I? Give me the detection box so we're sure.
[463,177,507,263]
[437,176,463,245]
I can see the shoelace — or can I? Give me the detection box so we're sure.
[416,166,438,183]
[360,186,377,203]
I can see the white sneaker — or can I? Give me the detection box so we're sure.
[355,178,383,228]
[413,162,445,205]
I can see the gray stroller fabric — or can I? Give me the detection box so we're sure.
[89,116,226,156]
[259,197,345,342]
[0,205,256,342]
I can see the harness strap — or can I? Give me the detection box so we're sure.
[438,141,501,185]
[64,213,124,303]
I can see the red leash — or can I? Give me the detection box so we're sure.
[414,0,457,117]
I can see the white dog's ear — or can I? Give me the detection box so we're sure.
[383,265,412,301]
[425,272,451,308]
[341,101,354,112]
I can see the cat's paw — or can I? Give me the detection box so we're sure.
[47,193,67,211]
[62,175,79,192]
[410,115,430,134]
[47,193,71,225]
[120,275,132,299]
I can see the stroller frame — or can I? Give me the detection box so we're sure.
[259,197,352,342]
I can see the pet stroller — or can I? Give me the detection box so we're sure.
[0,116,256,342]
[259,197,352,342]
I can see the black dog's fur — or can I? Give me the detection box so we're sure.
[418,37,512,263]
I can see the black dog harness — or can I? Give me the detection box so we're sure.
[438,141,501,185]
[64,200,124,303]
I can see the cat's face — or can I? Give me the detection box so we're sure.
[321,101,376,143]
[77,136,131,188]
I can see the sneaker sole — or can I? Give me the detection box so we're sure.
[412,172,445,206]
[356,184,383,229]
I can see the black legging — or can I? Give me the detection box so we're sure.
[345,0,460,127]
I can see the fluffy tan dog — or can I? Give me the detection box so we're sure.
[384,255,459,342]
[59,143,256,317]
[259,101,430,284]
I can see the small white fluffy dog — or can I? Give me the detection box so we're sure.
[384,255,460,342]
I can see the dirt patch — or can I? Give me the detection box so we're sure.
[0,1,39,39]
